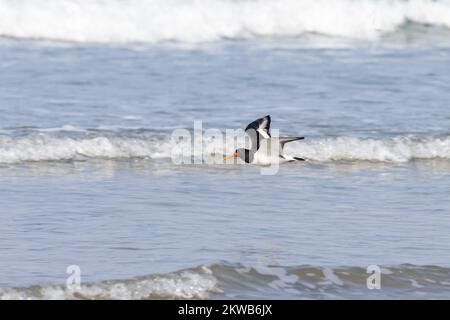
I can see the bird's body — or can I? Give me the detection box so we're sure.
[224,115,305,165]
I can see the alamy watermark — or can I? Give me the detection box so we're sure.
[366,265,381,290]
[170,120,280,175]
[66,265,81,291]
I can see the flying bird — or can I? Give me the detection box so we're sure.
[223,115,305,165]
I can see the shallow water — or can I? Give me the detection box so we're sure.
[1,0,450,299]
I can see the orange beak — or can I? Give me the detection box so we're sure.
[223,151,238,161]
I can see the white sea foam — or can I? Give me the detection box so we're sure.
[321,267,344,286]
[0,266,219,300]
[3,263,450,299]
[284,136,450,162]
[0,0,450,44]
[0,132,449,164]
[0,134,171,163]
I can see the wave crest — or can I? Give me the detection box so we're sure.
[1,131,449,164]
[0,265,219,300]
[2,263,450,299]
[285,136,450,162]
[1,0,450,44]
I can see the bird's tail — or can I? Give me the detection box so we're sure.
[279,137,305,161]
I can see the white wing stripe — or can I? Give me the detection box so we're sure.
[257,128,270,139]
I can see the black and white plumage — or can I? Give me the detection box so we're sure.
[224,115,305,164]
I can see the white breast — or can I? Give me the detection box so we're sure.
[251,139,286,165]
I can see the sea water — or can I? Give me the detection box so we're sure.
[0,0,450,299]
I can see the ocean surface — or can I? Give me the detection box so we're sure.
[1,0,450,299]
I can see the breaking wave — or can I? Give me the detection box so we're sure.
[2,263,450,299]
[0,129,449,164]
[1,0,450,44]
[0,265,219,300]
[285,135,450,163]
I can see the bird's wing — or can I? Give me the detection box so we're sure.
[244,115,271,150]
[245,115,271,138]
[279,136,304,149]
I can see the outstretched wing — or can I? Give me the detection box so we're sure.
[279,136,304,149]
[245,115,271,138]
[245,115,271,151]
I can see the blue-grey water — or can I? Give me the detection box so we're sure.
[1,0,450,299]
